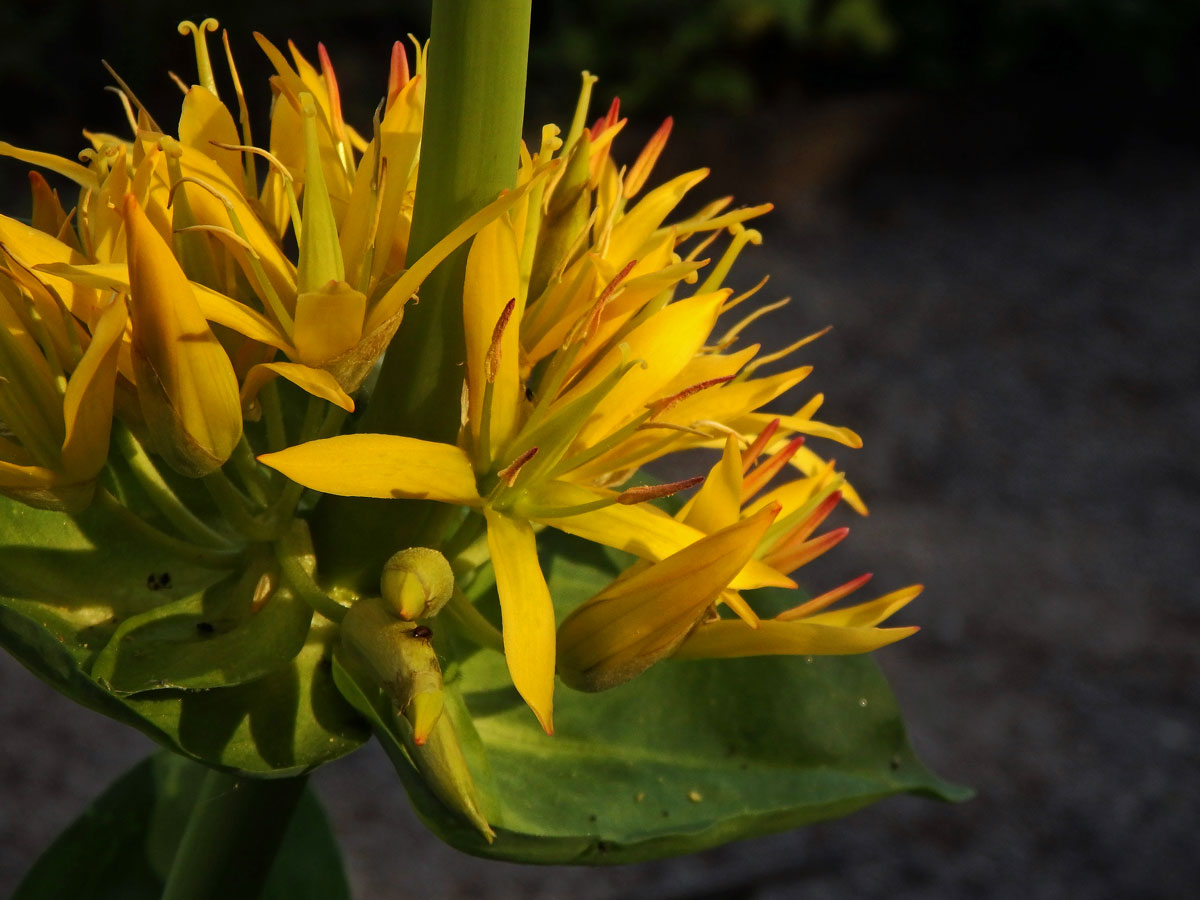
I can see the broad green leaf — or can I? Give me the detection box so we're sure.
[91,549,313,695]
[0,496,368,775]
[14,751,349,900]
[363,529,969,864]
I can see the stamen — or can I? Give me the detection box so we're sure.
[386,41,410,109]
[683,229,721,264]
[177,19,220,96]
[580,257,636,342]
[646,375,734,418]
[738,327,831,379]
[674,202,774,239]
[221,29,256,193]
[741,436,805,502]
[780,490,843,549]
[720,274,770,314]
[102,86,139,133]
[173,224,256,254]
[317,43,351,174]
[166,71,189,94]
[485,298,516,383]
[590,97,621,139]
[101,61,161,132]
[563,71,599,152]
[740,418,781,473]
[763,526,849,575]
[698,225,762,295]
[636,421,713,438]
[715,296,790,350]
[778,572,873,622]
[497,445,538,486]
[624,117,673,199]
[616,476,703,505]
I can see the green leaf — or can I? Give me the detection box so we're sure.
[368,529,970,864]
[0,497,368,776]
[14,752,349,900]
[91,548,314,695]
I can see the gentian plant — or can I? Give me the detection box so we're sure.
[0,4,966,896]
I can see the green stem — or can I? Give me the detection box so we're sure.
[445,586,503,653]
[202,470,275,542]
[366,0,532,440]
[313,0,532,589]
[160,767,307,900]
[274,536,350,623]
[112,424,237,549]
[230,434,272,505]
[94,489,244,569]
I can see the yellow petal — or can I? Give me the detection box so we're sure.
[0,141,98,189]
[59,298,126,478]
[257,433,481,506]
[805,585,922,629]
[292,281,366,365]
[464,216,522,455]
[673,619,919,659]
[528,480,793,590]
[679,433,742,532]
[240,362,354,414]
[0,215,102,322]
[556,503,778,691]
[484,507,556,733]
[35,261,293,353]
[564,291,728,446]
[605,168,707,263]
[178,86,243,188]
[122,193,242,477]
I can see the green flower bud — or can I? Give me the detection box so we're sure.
[339,597,495,841]
[340,597,444,744]
[381,547,455,620]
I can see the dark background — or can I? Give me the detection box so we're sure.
[2,1,1198,896]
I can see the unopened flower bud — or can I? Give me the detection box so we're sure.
[381,547,455,620]
[339,597,495,841]
[340,597,444,744]
[121,193,242,477]
[557,505,779,692]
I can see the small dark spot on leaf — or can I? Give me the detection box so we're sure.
[159,572,171,588]
[588,814,597,823]
[739,762,749,770]
[411,625,433,640]
[595,841,608,853]
[890,755,902,771]
[661,810,670,818]
[146,574,160,591]
[146,572,172,590]
[195,621,214,635]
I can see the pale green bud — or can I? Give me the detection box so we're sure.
[381,547,455,620]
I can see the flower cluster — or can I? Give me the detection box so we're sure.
[0,22,918,747]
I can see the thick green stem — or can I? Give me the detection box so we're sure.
[313,0,532,589]
[112,424,238,550]
[160,768,307,900]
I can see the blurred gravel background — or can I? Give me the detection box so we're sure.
[2,2,1199,896]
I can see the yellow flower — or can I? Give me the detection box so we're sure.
[556,503,781,692]
[0,24,532,423]
[258,83,886,730]
[0,238,126,511]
